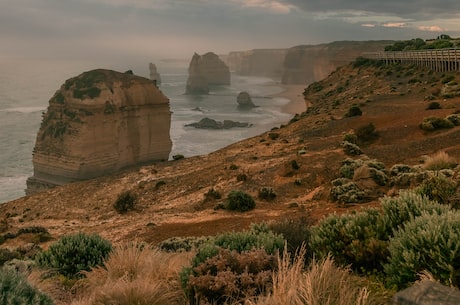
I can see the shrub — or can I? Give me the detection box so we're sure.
[415,173,457,205]
[225,190,256,212]
[114,191,137,214]
[268,217,312,256]
[36,232,112,278]
[157,236,212,253]
[343,132,358,144]
[181,226,285,304]
[423,151,458,170]
[384,211,460,288]
[311,209,388,273]
[258,187,277,201]
[172,154,184,160]
[0,269,54,305]
[389,164,412,176]
[290,160,300,170]
[446,114,460,126]
[345,105,362,117]
[419,117,454,131]
[330,179,365,203]
[426,101,441,110]
[341,141,362,155]
[229,163,239,170]
[441,75,455,84]
[203,188,222,202]
[268,132,280,140]
[356,123,378,142]
[236,173,248,182]
[0,249,20,266]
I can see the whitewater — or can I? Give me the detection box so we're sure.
[0,58,293,203]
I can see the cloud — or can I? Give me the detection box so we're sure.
[235,0,294,13]
[383,22,407,28]
[361,24,376,28]
[418,25,445,32]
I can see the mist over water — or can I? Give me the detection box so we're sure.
[0,59,292,203]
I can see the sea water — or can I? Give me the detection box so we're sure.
[0,59,292,203]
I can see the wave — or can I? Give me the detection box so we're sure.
[1,107,45,114]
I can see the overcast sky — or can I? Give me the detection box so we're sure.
[1,0,459,65]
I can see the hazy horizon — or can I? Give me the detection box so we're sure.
[1,0,459,69]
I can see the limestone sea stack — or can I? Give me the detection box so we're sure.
[149,62,161,85]
[185,52,230,95]
[236,91,256,109]
[26,69,172,194]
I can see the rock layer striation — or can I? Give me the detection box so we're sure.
[27,69,172,194]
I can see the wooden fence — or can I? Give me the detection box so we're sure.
[362,49,460,72]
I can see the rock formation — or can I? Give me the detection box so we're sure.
[185,53,209,95]
[236,91,256,109]
[226,49,287,79]
[149,63,161,86]
[281,41,393,85]
[185,52,230,94]
[26,69,172,194]
[185,117,251,129]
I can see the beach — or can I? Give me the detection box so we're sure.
[276,84,308,115]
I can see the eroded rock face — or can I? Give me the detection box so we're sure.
[185,52,230,94]
[149,63,161,85]
[282,41,393,85]
[226,49,287,78]
[26,69,172,194]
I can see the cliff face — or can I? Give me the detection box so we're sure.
[185,52,230,94]
[226,49,287,78]
[26,69,172,194]
[282,41,393,84]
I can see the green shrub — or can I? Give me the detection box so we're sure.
[330,179,365,203]
[157,236,212,253]
[268,132,280,140]
[419,117,454,131]
[345,105,362,117]
[415,173,458,205]
[225,190,256,212]
[113,191,137,214]
[441,75,455,84]
[36,232,112,278]
[356,123,378,142]
[426,101,441,110]
[0,249,20,266]
[343,132,358,144]
[311,209,388,273]
[341,141,362,156]
[268,217,312,256]
[384,211,460,288]
[203,188,222,202]
[389,164,412,176]
[0,269,54,305]
[172,154,184,160]
[258,187,277,201]
[446,114,460,126]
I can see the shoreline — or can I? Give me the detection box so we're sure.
[272,84,308,115]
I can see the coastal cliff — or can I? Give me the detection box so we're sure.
[226,49,287,78]
[281,40,392,84]
[26,69,172,194]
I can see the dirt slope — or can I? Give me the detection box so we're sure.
[2,62,460,248]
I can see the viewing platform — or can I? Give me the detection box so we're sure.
[362,49,460,72]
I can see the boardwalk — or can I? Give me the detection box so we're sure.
[362,49,460,72]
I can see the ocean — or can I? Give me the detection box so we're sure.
[0,58,291,204]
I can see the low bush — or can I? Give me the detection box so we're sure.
[345,105,362,117]
[172,154,184,160]
[384,211,460,288]
[113,191,137,214]
[268,217,312,256]
[446,114,460,126]
[36,232,112,278]
[225,190,256,212]
[415,173,458,205]
[356,123,378,142]
[0,269,54,305]
[343,132,358,144]
[258,187,277,201]
[311,209,388,273]
[341,141,362,155]
[330,178,366,203]
[203,188,222,202]
[419,117,454,131]
[157,236,212,253]
[423,151,458,170]
[426,101,441,110]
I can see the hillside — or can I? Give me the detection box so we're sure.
[1,61,460,250]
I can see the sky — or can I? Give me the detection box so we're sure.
[1,0,459,65]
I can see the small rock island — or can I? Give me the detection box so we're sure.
[26,69,172,194]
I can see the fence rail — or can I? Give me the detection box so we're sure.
[361,49,460,72]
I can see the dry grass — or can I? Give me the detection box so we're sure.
[247,247,375,305]
[72,242,193,305]
[423,151,458,171]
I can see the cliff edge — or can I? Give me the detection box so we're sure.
[26,69,172,194]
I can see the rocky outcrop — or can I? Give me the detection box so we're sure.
[185,117,251,129]
[237,91,256,109]
[393,280,460,305]
[185,53,209,95]
[26,69,172,194]
[282,41,393,85]
[149,63,161,86]
[226,49,287,79]
[185,52,230,94]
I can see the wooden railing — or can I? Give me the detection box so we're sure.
[361,49,460,72]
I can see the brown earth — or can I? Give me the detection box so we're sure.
[1,63,460,251]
